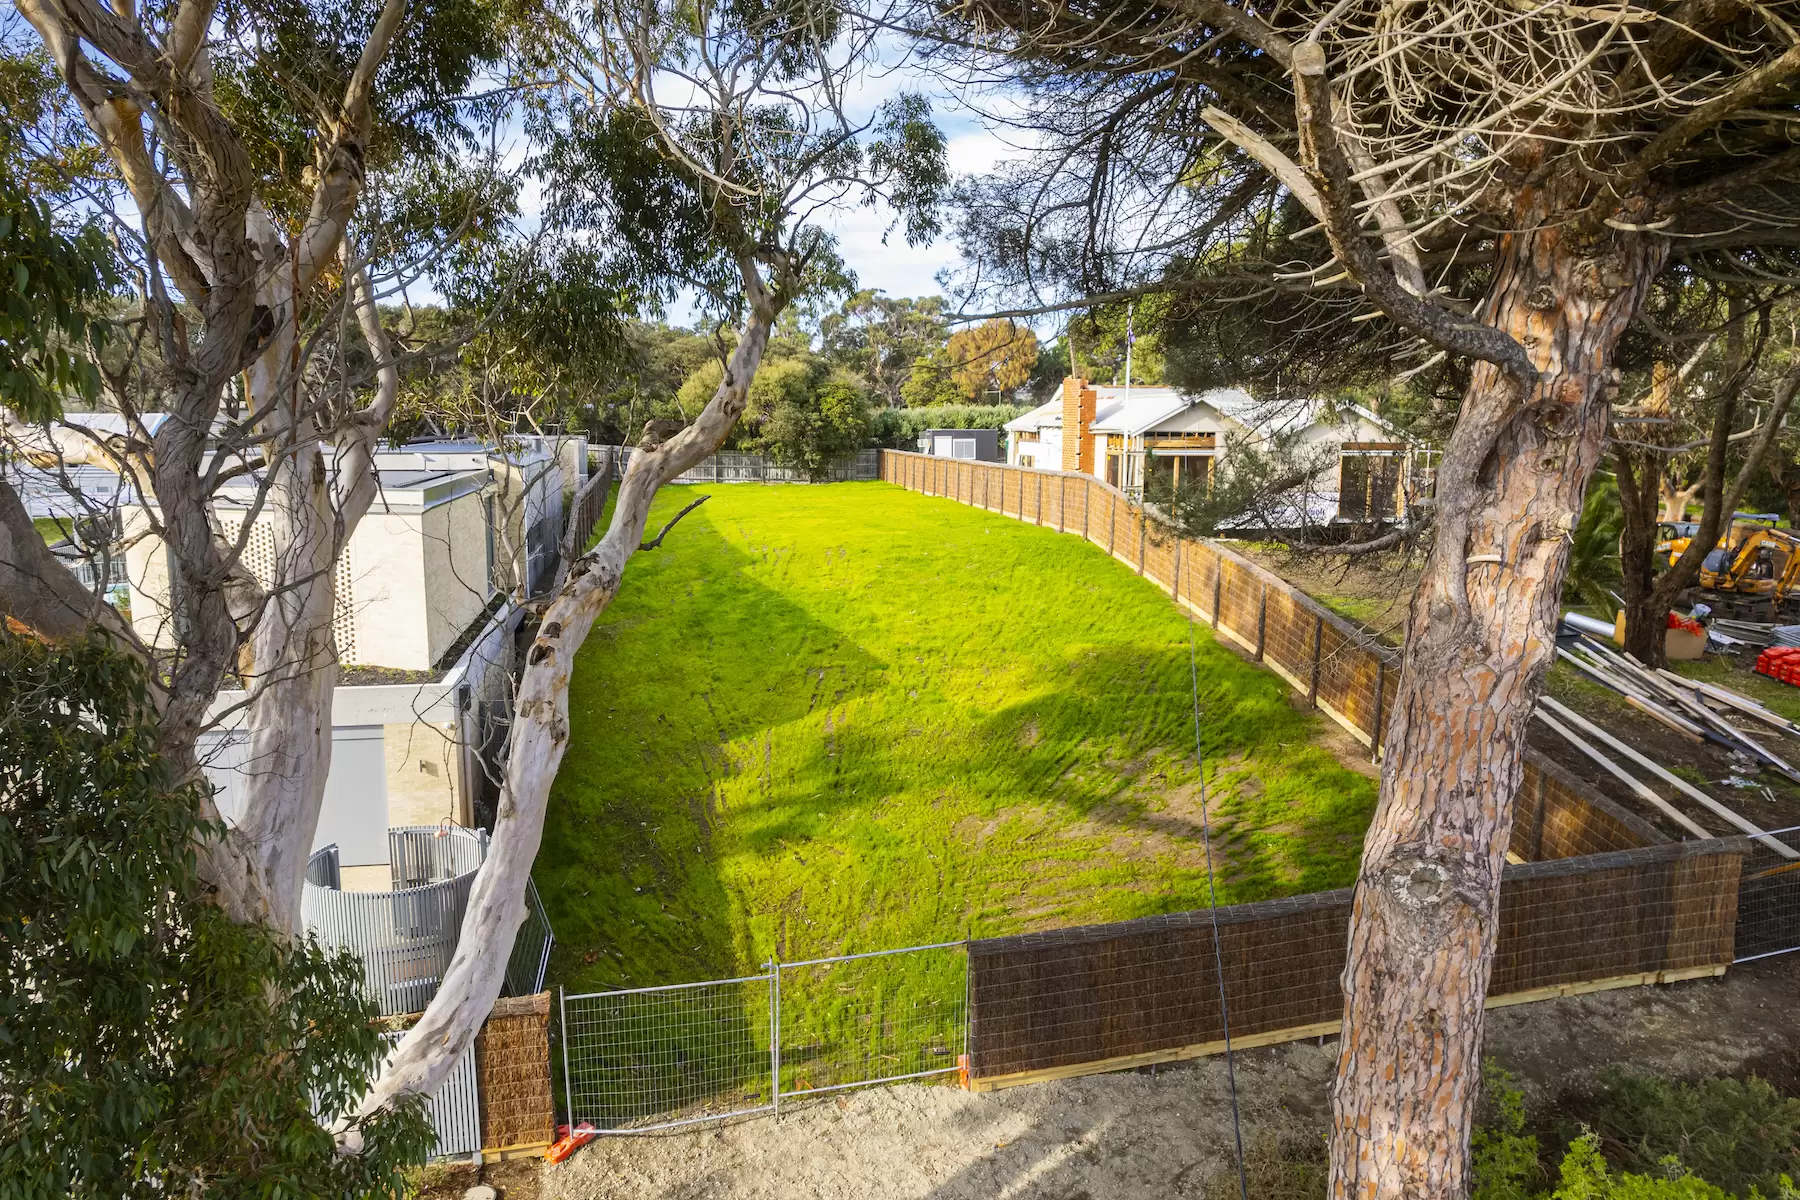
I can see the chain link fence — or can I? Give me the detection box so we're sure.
[560,942,967,1133]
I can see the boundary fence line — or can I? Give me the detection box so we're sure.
[878,450,1656,863]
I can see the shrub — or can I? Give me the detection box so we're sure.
[1579,1071,1800,1199]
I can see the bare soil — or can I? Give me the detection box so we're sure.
[437,957,1799,1200]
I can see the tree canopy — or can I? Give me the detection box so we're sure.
[0,630,430,1197]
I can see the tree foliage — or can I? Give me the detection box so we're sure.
[0,167,115,421]
[946,318,1037,401]
[0,631,430,1199]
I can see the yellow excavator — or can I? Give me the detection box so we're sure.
[1660,513,1800,621]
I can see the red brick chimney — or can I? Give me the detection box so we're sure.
[1060,376,1095,474]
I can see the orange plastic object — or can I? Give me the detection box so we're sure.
[545,1123,598,1164]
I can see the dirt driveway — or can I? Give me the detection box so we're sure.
[510,956,1800,1200]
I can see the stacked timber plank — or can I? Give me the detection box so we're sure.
[1534,638,1799,859]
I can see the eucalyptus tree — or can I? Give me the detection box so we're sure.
[927,3,1800,1195]
[359,0,947,1118]
[0,0,527,937]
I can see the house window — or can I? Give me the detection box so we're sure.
[1148,453,1211,495]
[952,437,977,460]
[1340,452,1403,521]
[1106,453,1121,487]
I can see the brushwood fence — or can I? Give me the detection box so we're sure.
[964,839,1741,1088]
[879,450,1653,863]
[555,840,1750,1126]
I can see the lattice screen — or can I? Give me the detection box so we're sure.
[220,517,359,664]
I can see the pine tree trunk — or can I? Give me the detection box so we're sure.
[1328,221,1664,1200]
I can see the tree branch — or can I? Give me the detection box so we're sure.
[1290,42,1538,387]
[639,493,711,550]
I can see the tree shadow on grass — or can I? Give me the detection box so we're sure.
[734,638,1377,943]
[537,505,889,995]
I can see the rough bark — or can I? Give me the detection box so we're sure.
[1329,216,1665,1200]
[1615,443,1667,662]
[354,289,780,1122]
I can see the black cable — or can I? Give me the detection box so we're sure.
[1189,612,1250,1200]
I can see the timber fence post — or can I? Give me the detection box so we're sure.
[1212,563,1222,629]
[1037,473,1044,525]
[1371,660,1386,763]
[1255,583,1267,661]
[1308,615,1323,707]
[1137,520,1146,575]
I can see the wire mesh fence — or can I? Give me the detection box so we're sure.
[562,974,776,1133]
[776,944,967,1099]
[1735,825,1800,962]
[561,942,969,1133]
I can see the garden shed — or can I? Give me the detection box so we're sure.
[918,427,1002,462]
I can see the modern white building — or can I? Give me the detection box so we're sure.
[1005,377,1419,521]
[106,437,579,890]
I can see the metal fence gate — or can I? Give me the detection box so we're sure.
[560,942,967,1133]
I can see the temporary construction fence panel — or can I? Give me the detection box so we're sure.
[505,877,557,998]
[1735,825,1800,962]
[775,944,967,1100]
[562,974,776,1133]
[561,943,969,1133]
[963,840,1745,1089]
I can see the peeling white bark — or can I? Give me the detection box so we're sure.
[356,297,778,1119]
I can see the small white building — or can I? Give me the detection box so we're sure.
[1005,377,1418,522]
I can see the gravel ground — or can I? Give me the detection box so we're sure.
[500,956,1800,1200]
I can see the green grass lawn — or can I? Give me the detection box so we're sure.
[33,516,70,544]
[539,482,1378,995]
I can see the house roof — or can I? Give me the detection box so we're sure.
[1002,382,1408,443]
[1004,399,1061,433]
[1088,387,1193,436]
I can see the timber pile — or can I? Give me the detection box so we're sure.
[1535,638,1799,860]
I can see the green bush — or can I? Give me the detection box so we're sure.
[1577,1071,1800,1199]
[0,631,432,1198]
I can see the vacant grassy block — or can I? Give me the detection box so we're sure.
[540,483,1378,993]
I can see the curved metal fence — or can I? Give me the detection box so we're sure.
[303,826,555,1017]
[303,827,488,1016]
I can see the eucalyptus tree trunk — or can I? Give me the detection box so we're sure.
[357,294,778,1120]
[1329,219,1664,1200]
[222,261,399,932]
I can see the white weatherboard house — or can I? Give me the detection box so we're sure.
[1005,377,1416,521]
[119,438,575,890]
